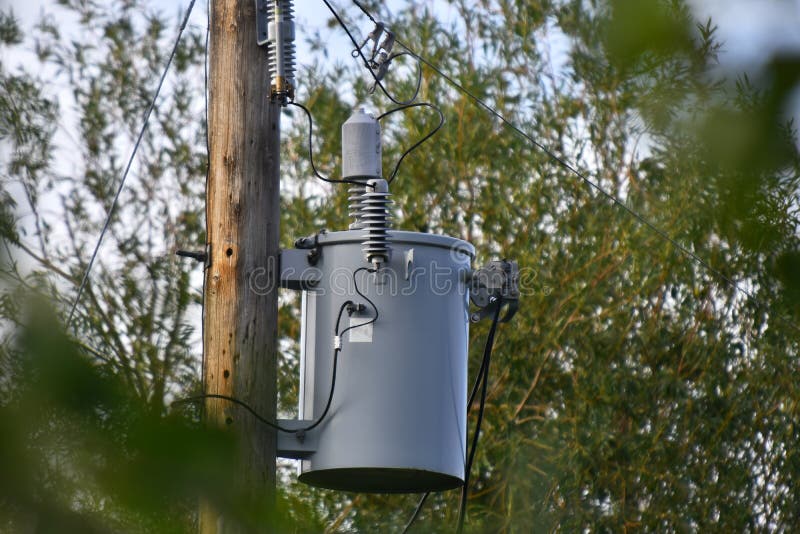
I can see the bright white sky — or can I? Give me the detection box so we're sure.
[687,0,800,66]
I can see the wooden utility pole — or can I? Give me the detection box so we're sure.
[202,0,280,530]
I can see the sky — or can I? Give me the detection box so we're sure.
[5,0,800,71]
[687,0,800,67]
[4,0,800,249]
[4,0,800,240]
[4,0,800,137]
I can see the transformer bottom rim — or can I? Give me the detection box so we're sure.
[298,467,463,493]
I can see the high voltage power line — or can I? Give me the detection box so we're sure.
[66,0,198,328]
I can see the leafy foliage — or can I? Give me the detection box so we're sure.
[1,0,799,532]
[279,1,800,531]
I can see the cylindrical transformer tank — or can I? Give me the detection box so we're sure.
[297,229,474,493]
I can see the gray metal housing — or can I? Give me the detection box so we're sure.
[287,230,474,493]
[341,109,382,179]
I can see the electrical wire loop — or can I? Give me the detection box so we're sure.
[174,272,379,437]
[376,102,445,183]
[287,101,378,188]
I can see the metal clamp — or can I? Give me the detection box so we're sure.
[469,260,519,323]
[276,419,318,459]
[294,229,326,266]
[255,0,270,46]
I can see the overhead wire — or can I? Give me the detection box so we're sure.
[350,0,800,336]
[113,0,799,529]
[321,0,420,106]
[376,102,445,184]
[66,0,198,328]
[315,2,447,187]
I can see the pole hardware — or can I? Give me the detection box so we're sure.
[279,248,322,290]
[275,418,319,459]
[175,248,208,265]
[352,21,398,91]
[255,0,270,45]
[470,260,520,323]
[256,0,296,103]
[294,229,327,266]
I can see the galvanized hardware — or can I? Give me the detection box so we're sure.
[276,418,318,459]
[404,248,414,280]
[255,0,270,45]
[175,249,207,263]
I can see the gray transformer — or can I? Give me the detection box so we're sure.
[279,229,475,493]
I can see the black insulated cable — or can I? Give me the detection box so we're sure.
[376,102,445,184]
[457,297,503,534]
[174,296,371,436]
[339,267,379,339]
[287,101,376,189]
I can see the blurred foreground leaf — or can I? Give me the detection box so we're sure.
[0,300,321,533]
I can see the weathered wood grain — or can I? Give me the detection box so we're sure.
[202,0,280,530]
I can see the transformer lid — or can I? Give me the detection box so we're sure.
[316,230,475,259]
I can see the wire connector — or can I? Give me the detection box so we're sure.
[351,21,400,93]
[470,260,520,323]
[346,302,366,316]
[333,335,342,351]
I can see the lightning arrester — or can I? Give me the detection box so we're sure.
[259,0,296,102]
